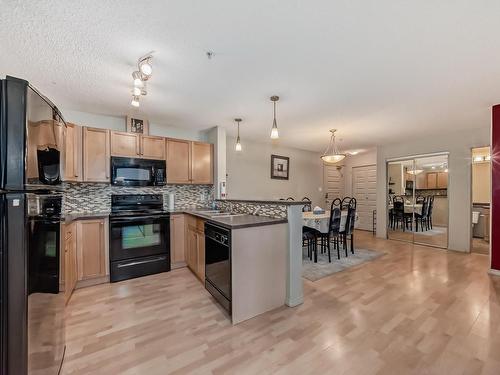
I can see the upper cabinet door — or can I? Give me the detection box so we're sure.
[426,172,437,189]
[83,127,110,182]
[64,123,82,181]
[141,135,166,160]
[437,172,448,189]
[110,131,139,157]
[191,142,213,184]
[166,139,191,184]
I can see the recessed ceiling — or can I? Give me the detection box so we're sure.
[1,1,499,152]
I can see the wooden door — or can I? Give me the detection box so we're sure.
[166,139,191,184]
[64,123,82,181]
[110,131,139,157]
[323,164,344,208]
[76,219,106,281]
[170,214,186,268]
[191,142,213,184]
[426,173,437,189]
[83,127,110,182]
[352,165,377,231]
[141,135,166,159]
[437,172,448,189]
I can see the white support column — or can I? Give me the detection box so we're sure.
[205,126,226,199]
[286,205,304,307]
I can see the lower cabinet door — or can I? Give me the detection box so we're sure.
[76,219,106,281]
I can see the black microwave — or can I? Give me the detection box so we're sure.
[111,157,166,186]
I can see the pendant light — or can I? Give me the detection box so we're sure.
[321,129,346,164]
[234,118,242,152]
[270,95,279,139]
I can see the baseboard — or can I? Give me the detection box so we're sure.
[76,275,110,289]
[488,268,500,277]
[285,295,304,307]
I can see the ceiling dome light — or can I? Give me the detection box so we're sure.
[131,95,140,107]
[407,169,424,175]
[270,96,280,139]
[321,129,346,164]
[139,57,153,76]
[132,71,143,87]
[234,118,243,152]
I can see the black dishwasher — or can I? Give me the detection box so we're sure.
[205,223,231,313]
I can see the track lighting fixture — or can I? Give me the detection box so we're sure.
[130,54,154,107]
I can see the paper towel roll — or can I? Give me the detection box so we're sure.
[168,193,175,209]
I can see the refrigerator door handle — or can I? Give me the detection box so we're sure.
[0,81,6,189]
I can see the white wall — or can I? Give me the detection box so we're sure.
[376,126,490,252]
[205,126,227,198]
[343,149,377,197]
[226,137,324,206]
[62,109,207,141]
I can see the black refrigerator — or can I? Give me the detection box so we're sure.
[0,76,66,375]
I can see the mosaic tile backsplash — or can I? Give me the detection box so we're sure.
[215,201,287,219]
[62,183,214,214]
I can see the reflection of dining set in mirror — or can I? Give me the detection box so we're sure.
[387,154,449,248]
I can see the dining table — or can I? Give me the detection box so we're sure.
[302,210,358,234]
[387,203,423,215]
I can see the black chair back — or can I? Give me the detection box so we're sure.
[416,196,425,204]
[427,196,434,216]
[301,197,312,212]
[393,200,404,216]
[341,196,352,210]
[345,204,356,235]
[330,197,341,211]
[328,208,342,235]
[419,198,428,218]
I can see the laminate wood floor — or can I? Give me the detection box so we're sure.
[62,231,500,375]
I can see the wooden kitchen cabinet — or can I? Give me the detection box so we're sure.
[437,172,448,189]
[64,123,83,181]
[63,222,77,304]
[185,215,205,282]
[425,172,448,189]
[111,131,166,159]
[166,139,213,184]
[76,218,107,281]
[83,127,110,182]
[416,172,427,189]
[141,135,166,159]
[170,214,186,269]
[111,131,140,157]
[166,138,192,183]
[191,142,213,184]
[426,173,437,189]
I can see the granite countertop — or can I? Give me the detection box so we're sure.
[63,211,111,223]
[63,207,287,229]
[183,210,287,230]
[215,198,305,206]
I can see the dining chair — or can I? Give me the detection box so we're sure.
[416,196,425,204]
[314,206,341,262]
[388,195,394,228]
[340,198,357,256]
[415,196,429,231]
[301,197,312,212]
[392,196,410,231]
[341,196,352,210]
[427,196,435,230]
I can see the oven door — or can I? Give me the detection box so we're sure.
[110,214,169,261]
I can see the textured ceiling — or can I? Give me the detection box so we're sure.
[1,0,500,152]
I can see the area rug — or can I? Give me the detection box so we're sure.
[302,247,384,281]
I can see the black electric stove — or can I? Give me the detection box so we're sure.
[109,194,170,282]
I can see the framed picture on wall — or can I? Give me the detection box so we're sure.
[126,115,149,135]
[271,154,290,180]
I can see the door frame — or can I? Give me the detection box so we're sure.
[352,163,377,231]
[470,145,491,256]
